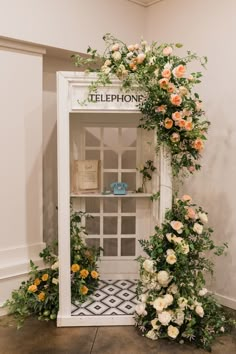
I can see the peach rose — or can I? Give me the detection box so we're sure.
[111,43,120,51]
[155,105,167,113]
[38,292,45,302]
[159,78,169,89]
[137,53,146,64]
[170,221,183,233]
[80,269,89,279]
[172,111,182,121]
[187,207,196,219]
[185,121,193,131]
[170,132,180,143]
[134,43,140,50]
[167,83,176,93]
[34,278,41,286]
[193,138,204,151]
[163,46,173,56]
[170,94,182,106]
[71,264,80,273]
[91,270,99,279]
[182,108,192,117]
[182,195,192,202]
[162,68,171,78]
[188,165,195,173]
[178,119,186,128]
[80,285,89,295]
[129,62,137,71]
[164,118,173,129]
[128,44,135,51]
[172,64,186,78]
[28,284,38,293]
[42,273,49,281]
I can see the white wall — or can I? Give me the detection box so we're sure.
[146,0,236,309]
[0,0,146,53]
[0,43,45,309]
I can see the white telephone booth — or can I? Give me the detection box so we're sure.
[57,72,172,326]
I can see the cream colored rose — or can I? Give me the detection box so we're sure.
[195,305,204,317]
[146,329,158,340]
[153,297,166,312]
[163,46,173,56]
[170,220,183,234]
[151,318,160,330]
[157,270,170,286]
[182,194,192,202]
[172,235,183,244]
[135,302,147,316]
[134,43,139,50]
[195,100,202,111]
[170,132,180,143]
[112,51,121,61]
[167,325,179,338]
[143,259,155,273]
[166,253,177,265]
[166,233,174,242]
[128,44,135,51]
[198,288,208,296]
[112,43,120,51]
[51,261,59,270]
[180,241,190,254]
[154,68,159,77]
[167,283,178,294]
[173,310,185,325]
[101,66,111,74]
[104,59,111,66]
[137,53,146,64]
[158,311,172,326]
[126,52,133,59]
[167,249,175,255]
[177,297,188,309]
[164,294,174,306]
[193,222,203,234]
[179,86,189,96]
[52,277,59,285]
[198,212,208,224]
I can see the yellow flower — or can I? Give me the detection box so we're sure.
[37,292,45,301]
[42,273,49,282]
[91,270,99,279]
[28,284,38,293]
[80,285,89,295]
[80,269,89,279]
[34,278,41,286]
[71,264,80,273]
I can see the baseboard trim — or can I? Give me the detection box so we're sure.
[214,292,236,310]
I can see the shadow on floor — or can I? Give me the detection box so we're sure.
[0,316,235,354]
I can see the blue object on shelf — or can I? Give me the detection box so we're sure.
[110,182,128,195]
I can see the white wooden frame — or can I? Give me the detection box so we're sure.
[57,72,172,326]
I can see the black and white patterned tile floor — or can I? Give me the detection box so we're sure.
[71,279,138,316]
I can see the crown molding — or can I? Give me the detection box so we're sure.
[127,0,162,7]
[0,36,46,55]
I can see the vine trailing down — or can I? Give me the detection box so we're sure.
[72,33,235,350]
[72,33,209,177]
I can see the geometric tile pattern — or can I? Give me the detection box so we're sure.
[71,279,138,316]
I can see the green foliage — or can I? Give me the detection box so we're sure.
[4,210,101,328]
[136,160,156,193]
[135,197,235,350]
[72,33,209,178]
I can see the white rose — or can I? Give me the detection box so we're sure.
[135,302,147,316]
[51,261,59,270]
[198,212,208,224]
[174,310,185,325]
[166,253,177,265]
[149,56,156,65]
[157,270,170,286]
[104,59,111,66]
[163,46,173,56]
[177,297,188,309]
[180,241,190,254]
[195,305,204,317]
[126,52,133,59]
[193,222,203,235]
[153,297,166,312]
[151,318,160,330]
[52,277,59,285]
[112,51,121,61]
[147,281,161,290]
[164,294,174,306]
[146,329,158,340]
[198,288,208,296]
[143,259,155,273]
[164,62,172,70]
[158,311,172,326]
[167,325,179,339]
[139,293,148,302]
[111,43,120,51]
[168,283,178,294]
[167,249,175,255]
[166,233,173,242]
[220,326,225,332]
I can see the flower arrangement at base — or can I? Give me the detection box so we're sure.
[4,210,101,328]
[72,33,209,177]
[135,196,235,351]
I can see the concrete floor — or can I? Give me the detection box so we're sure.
[0,316,235,354]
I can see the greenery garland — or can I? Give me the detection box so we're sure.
[72,33,235,351]
[73,33,209,177]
